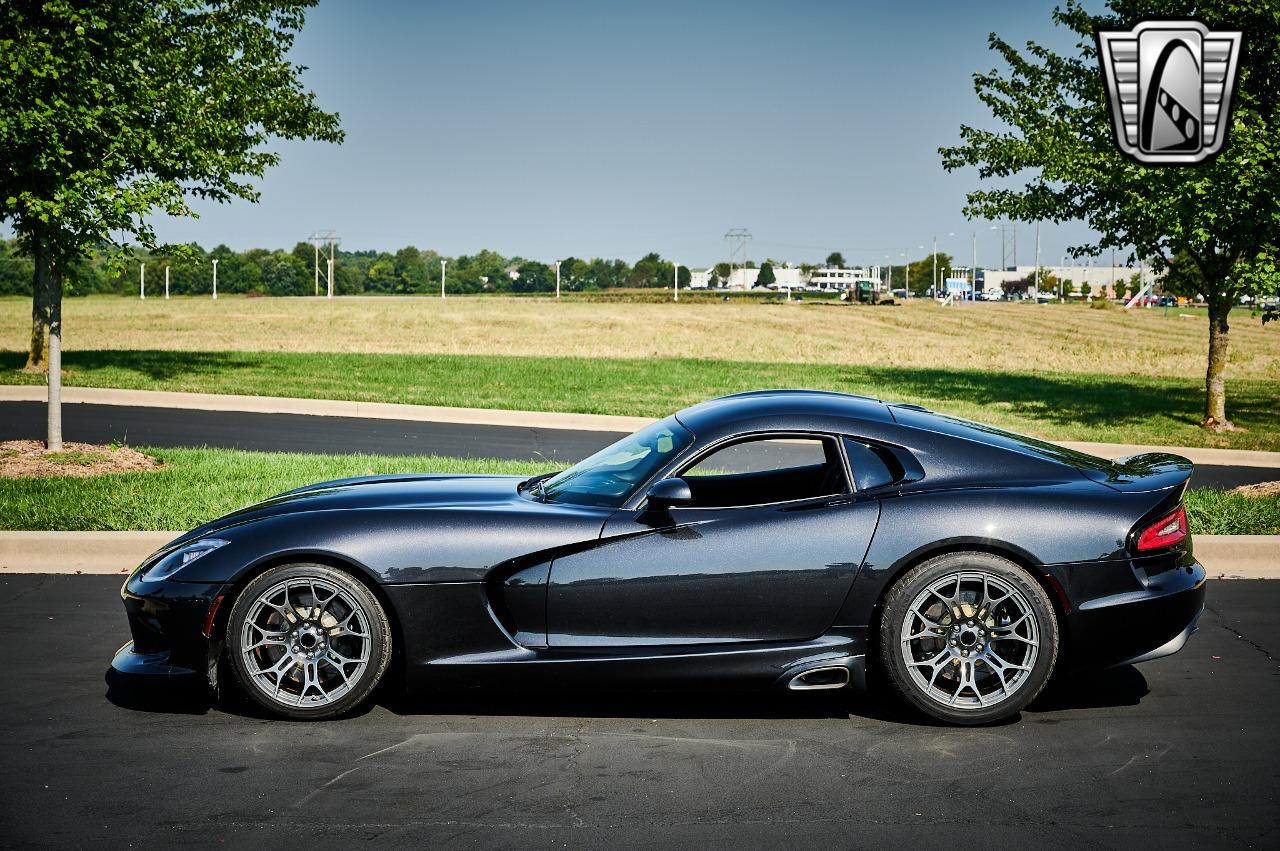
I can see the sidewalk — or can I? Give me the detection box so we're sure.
[1,531,1274,578]
[4,385,1278,468]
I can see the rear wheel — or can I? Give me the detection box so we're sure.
[226,564,392,720]
[878,553,1058,725]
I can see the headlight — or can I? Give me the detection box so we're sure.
[141,538,230,582]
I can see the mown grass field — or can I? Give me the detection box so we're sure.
[1,295,1277,450]
[3,348,1278,451]
[0,446,1272,534]
[2,294,1275,377]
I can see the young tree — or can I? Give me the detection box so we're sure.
[757,262,776,288]
[941,0,1279,431]
[825,252,846,268]
[0,1,341,448]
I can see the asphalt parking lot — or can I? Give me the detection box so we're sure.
[0,576,1276,850]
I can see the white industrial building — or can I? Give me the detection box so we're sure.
[689,265,879,292]
[980,264,1143,298]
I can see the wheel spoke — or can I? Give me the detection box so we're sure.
[901,570,1041,712]
[239,575,373,709]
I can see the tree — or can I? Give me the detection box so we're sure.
[0,1,341,449]
[826,252,846,268]
[757,262,776,288]
[941,0,1279,432]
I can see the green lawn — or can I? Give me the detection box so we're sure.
[0,447,556,531]
[3,349,1278,451]
[0,446,1274,534]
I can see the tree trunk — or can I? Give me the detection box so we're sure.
[26,229,63,449]
[1203,299,1233,432]
[24,229,56,373]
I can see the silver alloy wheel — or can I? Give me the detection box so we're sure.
[239,576,372,709]
[899,571,1040,710]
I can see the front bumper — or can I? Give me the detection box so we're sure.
[112,572,227,687]
[1064,560,1207,668]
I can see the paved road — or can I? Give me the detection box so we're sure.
[0,575,1276,849]
[3,400,1275,490]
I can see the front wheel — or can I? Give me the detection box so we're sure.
[878,553,1058,725]
[226,564,392,720]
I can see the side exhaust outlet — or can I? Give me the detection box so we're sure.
[787,666,851,690]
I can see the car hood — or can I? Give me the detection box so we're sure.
[179,473,531,541]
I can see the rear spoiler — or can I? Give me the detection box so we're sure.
[1078,452,1193,493]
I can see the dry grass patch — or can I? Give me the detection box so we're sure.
[0,440,161,479]
[1,295,1275,381]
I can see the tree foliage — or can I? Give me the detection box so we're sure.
[940,0,1279,429]
[0,0,343,365]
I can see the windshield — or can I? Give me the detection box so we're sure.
[540,419,694,508]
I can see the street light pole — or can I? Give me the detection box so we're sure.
[165,265,170,300]
[440,260,447,299]
[1034,221,1042,298]
[555,261,561,299]
[673,263,680,302]
[932,237,937,297]
[212,259,218,300]
[140,262,145,300]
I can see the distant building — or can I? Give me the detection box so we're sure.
[807,267,875,290]
[980,264,1144,298]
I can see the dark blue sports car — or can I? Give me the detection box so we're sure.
[114,390,1205,724]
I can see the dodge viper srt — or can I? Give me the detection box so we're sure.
[113,390,1205,724]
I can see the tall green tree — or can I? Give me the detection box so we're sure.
[757,262,776,287]
[825,251,845,268]
[941,0,1279,432]
[0,0,341,448]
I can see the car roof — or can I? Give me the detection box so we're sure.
[674,389,894,432]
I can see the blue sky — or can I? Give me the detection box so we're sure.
[146,0,1114,269]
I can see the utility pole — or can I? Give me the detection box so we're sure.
[555,261,561,299]
[724,228,752,290]
[140,263,145,299]
[673,262,680,302]
[1034,221,1041,297]
[971,231,978,291]
[440,260,447,299]
[932,237,937,296]
[212,259,218,300]
[308,230,340,298]
[164,265,170,299]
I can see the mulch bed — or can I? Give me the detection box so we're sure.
[0,440,162,479]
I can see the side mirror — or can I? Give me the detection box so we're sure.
[645,477,693,509]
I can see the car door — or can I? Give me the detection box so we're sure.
[545,434,880,648]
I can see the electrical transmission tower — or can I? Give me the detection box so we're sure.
[308,230,341,298]
[995,221,1017,270]
[724,228,752,289]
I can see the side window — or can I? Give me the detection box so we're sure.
[842,438,897,491]
[679,436,848,507]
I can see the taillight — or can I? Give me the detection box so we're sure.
[1136,506,1188,551]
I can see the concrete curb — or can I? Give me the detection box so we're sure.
[1,531,1275,578]
[4,385,1279,468]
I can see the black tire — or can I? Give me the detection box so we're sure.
[226,563,392,720]
[878,552,1058,725]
